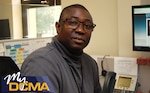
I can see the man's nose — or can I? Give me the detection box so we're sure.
[75,23,85,34]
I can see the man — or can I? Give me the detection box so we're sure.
[21,4,101,93]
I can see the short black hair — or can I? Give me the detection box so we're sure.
[59,4,91,21]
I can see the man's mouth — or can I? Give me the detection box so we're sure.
[72,37,85,44]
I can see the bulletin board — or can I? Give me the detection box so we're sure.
[0,37,52,65]
[4,40,30,64]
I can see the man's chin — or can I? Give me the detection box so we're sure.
[72,44,84,50]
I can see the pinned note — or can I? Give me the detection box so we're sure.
[114,57,137,76]
[0,43,5,56]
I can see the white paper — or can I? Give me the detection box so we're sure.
[0,43,4,52]
[0,43,5,56]
[114,57,138,76]
[29,38,51,53]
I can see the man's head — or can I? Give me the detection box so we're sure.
[55,4,96,54]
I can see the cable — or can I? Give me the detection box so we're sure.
[101,55,110,76]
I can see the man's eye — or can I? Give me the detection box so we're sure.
[84,24,92,29]
[68,21,78,26]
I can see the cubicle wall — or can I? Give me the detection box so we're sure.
[0,37,52,68]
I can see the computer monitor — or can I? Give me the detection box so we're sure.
[0,56,20,76]
[0,19,11,40]
[132,5,150,52]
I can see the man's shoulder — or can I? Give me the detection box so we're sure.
[31,43,56,56]
[21,43,60,72]
[24,43,60,63]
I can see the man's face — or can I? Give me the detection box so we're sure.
[56,7,94,52]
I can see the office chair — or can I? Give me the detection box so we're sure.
[0,56,20,75]
[0,56,20,92]
[101,71,116,93]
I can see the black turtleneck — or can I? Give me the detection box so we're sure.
[53,37,83,93]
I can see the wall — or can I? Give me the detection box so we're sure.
[118,0,141,57]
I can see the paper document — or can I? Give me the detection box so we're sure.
[0,43,4,56]
[114,57,137,76]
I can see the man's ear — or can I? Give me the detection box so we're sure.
[55,22,61,34]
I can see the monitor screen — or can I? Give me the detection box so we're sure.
[114,74,137,91]
[0,19,11,40]
[132,5,150,52]
[117,76,132,88]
